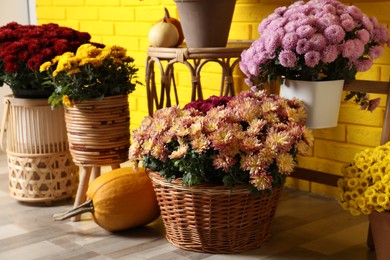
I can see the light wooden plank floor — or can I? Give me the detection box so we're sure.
[0,151,376,260]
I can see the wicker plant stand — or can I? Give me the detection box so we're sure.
[148,171,283,253]
[0,96,78,203]
[63,95,130,220]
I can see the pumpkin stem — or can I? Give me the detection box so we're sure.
[53,199,94,221]
[164,7,171,19]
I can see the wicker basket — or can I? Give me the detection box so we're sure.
[1,96,78,202]
[7,152,78,202]
[64,95,130,166]
[148,171,283,253]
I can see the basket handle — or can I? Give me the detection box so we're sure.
[0,97,10,151]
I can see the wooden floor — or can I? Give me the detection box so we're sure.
[0,151,376,260]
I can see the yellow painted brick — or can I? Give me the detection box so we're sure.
[229,24,252,40]
[85,0,120,6]
[233,5,275,23]
[101,35,139,51]
[346,125,382,147]
[296,156,345,176]
[122,0,162,6]
[381,65,390,82]
[130,111,148,132]
[53,0,84,6]
[80,21,114,35]
[352,2,390,20]
[135,7,166,22]
[312,125,346,142]
[100,7,135,21]
[338,104,384,126]
[36,0,53,6]
[39,21,80,31]
[374,47,390,65]
[285,178,311,192]
[355,65,381,81]
[116,22,151,37]
[66,7,98,20]
[37,7,66,20]
[315,140,366,163]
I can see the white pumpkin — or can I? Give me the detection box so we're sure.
[148,19,179,48]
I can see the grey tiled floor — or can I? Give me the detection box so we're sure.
[0,151,376,259]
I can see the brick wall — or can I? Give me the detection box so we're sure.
[35,0,390,197]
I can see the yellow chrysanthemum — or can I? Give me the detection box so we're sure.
[39,61,52,72]
[356,196,367,209]
[346,177,359,190]
[360,207,372,215]
[62,95,73,108]
[376,193,389,207]
[79,57,103,67]
[373,181,385,191]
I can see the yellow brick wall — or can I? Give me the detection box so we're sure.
[35,0,390,198]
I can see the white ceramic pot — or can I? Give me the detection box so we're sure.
[280,79,344,129]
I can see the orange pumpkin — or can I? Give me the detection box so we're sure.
[159,7,184,46]
[53,167,160,232]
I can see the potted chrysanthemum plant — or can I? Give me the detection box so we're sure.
[0,22,91,98]
[338,142,390,259]
[40,43,141,166]
[240,0,389,129]
[129,90,314,253]
[0,22,90,202]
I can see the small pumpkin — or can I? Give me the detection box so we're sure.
[159,7,184,46]
[53,167,160,232]
[148,18,179,47]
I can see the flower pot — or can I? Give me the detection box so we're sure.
[173,0,236,48]
[1,95,78,202]
[64,95,130,166]
[369,211,390,260]
[148,171,283,253]
[280,79,344,129]
[12,88,53,99]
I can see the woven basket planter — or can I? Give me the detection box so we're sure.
[148,171,283,253]
[64,95,130,166]
[1,96,78,203]
[7,152,78,202]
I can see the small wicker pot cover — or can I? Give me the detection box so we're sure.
[2,96,78,203]
[148,171,283,253]
[64,95,130,166]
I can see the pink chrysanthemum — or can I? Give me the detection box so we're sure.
[321,44,339,63]
[282,32,299,50]
[250,172,273,191]
[369,45,384,59]
[304,51,321,68]
[296,38,310,55]
[296,24,316,38]
[309,33,327,51]
[278,50,297,68]
[324,25,345,44]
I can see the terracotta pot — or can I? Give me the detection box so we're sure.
[280,79,344,129]
[369,211,390,260]
[173,0,236,48]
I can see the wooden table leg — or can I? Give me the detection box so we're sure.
[90,166,101,184]
[71,166,92,222]
[111,164,120,170]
